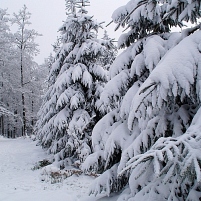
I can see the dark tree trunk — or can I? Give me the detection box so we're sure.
[31,92,34,130]
[22,92,26,136]
[13,126,16,138]
[2,116,4,136]
[21,50,26,137]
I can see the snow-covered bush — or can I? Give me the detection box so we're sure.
[40,164,82,184]
[32,159,51,170]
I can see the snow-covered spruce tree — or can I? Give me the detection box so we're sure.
[100,30,117,71]
[35,0,114,168]
[118,28,201,201]
[82,0,179,182]
[82,0,201,200]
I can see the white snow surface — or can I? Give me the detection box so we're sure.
[0,136,118,201]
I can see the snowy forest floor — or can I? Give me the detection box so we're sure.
[0,136,119,201]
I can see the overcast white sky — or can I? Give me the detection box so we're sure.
[1,0,126,64]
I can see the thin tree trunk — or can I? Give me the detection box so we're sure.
[13,126,16,138]
[0,116,3,135]
[31,91,34,126]
[7,123,10,138]
[2,116,4,136]
[21,50,26,136]
[22,92,26,136]
[31,98,34,133]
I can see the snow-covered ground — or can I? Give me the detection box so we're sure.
[0,136,118,201]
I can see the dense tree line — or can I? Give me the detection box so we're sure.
[0,6,47,137]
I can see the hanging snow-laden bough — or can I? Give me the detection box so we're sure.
[0,105,23,124]
[116,29,201,200]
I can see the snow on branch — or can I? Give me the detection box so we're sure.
[0,105,23,123]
